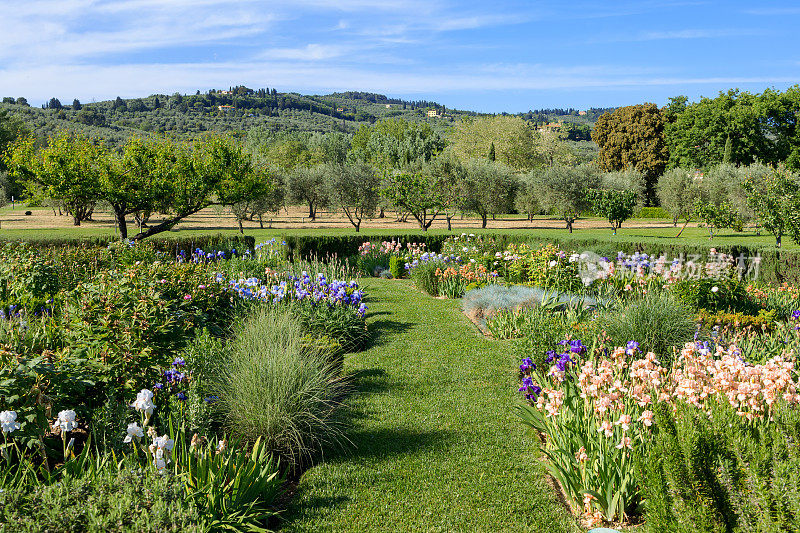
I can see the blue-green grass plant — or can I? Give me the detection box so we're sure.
[214,306,348,467]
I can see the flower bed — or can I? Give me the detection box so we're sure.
[516,337,800,528]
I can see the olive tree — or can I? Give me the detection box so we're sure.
[656,167,700,226]
[461,158,516,228]
[326,162,380,232]
[534,164,600,232]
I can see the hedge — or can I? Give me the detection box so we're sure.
[282,234,450,262]
[0,234,256,257]
[281,232,800,285]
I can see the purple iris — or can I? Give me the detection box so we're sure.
[519,358,535,372]
[625,341,639,355]
[545,350,557,363]
[792,310,800,321]
[518,376,535,391]
[568,340,585,354]
[555,353,573,372]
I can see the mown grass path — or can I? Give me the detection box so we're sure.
[281,279,578,532]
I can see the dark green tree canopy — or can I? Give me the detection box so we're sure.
[592,103,668,204]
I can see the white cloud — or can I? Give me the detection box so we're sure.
[588,28,766,43]
[3,60,795,104]
[260,44,354,61]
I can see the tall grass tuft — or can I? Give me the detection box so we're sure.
[284,254,355,282]
[601,292,696,362]
[215,306,347,467]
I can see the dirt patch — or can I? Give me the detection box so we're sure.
[0,205,692,233]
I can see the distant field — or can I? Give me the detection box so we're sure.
[0,203,790,251]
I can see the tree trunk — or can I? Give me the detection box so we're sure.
[481,213,488,229]
[308,203,316,220]
[117,212,128,239]
[379,207,385,218]
[673,216,679,227]
[447,215,452,231]
[237,218,244,234]
[777,234,782,247]
[73,216,81,226]
[258,215,264,229]
[355,220,361,232]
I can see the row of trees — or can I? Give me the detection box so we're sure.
[4,133,278,240]
[592,86,800,205]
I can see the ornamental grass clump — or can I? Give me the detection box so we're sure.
[215,307,347,467]
[601,292,696,362]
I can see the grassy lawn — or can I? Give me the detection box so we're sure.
[0,218,790,251]
[280,279,578,532]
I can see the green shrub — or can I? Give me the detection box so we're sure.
[283,234,446,262]
[670,276,755,313]
[696,309,775,332]
[389,255,403,279]
[214,307,347,467]
[601,293,696,361]
[410,261,441,296]
[639,401,800,533]
[636,206,670,219]
[0,464,203,532]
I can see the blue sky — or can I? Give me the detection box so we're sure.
[0,0,798,112]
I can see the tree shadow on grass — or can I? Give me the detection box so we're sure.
[328,426,453,464]
[345,367,390,396]
[365,318,414,349]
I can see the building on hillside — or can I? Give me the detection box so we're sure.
[336,107,344,112]
[385,104,392,108]
[426,109,439,117]
[219,90,231,95]
[537,122,562,132]
[218,105,235,112]
[578,110,587,116]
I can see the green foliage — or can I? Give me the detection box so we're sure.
[664,87,799,169]
[695,308,775,331]
[657,167,701,225]
[179,436,284,532]
[291,298,368,353]
[505,243,583,292]
[410,260,441,296]
[6,133,105,225]
[349,118,445,172]
[325,162,380,231]
[448,116,544,171]
[670,276,753,313]
[283,233,446,262]
[381,170,446,231]
[636,206,670,219]
[0,464,204,532]
[599,168,646,203]
[693,199,743,238]
[214,307,347,467]
[601,293,696,360]
[639,401,800,533]
[586,188,638,234]
[532,163,600,232]
[743,166,800,247]
[389,255,403,279]
[593,103,668,202]
[461,158,516,228]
